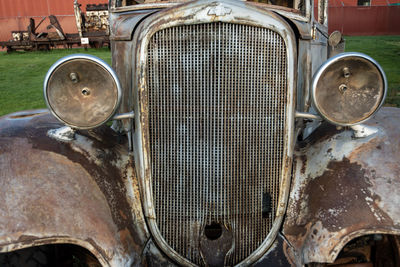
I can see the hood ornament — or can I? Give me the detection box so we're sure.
[208,4,232,16]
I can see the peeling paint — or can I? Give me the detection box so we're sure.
[284,108,400,264]
[0,111,149,266]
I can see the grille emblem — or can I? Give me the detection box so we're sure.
[207,4,232,16]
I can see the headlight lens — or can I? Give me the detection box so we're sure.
[44,54,122,129]
[312,52,387,126]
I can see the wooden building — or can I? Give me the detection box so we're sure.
[0,0,108,42]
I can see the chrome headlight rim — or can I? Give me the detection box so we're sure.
[43,54,122,130]
[311,52,387,127]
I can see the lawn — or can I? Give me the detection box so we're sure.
[0,48,111,116]
[344,35,400,107]
[0,36,399,116]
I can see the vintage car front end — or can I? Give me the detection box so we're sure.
[1,0,399,266]
[131,2,296,266]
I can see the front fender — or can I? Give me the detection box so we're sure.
[0,110,149,266]
[283,107,400,264]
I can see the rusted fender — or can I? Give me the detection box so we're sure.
[0,110,149,266]
[283,107,400,265]
[253,233,297,266]
[109,10,157,41]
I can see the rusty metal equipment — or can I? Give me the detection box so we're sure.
[1,0,400,266]
[0,1,110,52]
[74,0,110,48]
[0,16,65,52]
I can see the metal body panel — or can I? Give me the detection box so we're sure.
[253,233,296,266]
[110,0,311,24]
[109,1,314,126]
[3,0,398,266]
[109,10,158,41]
[283,107,400,264]
[297,39,312,112]
[0,110,149,266]
[131,1,297,265]
[108,3,313,41]
[310,24,328,77]
[108,1,314,129]
[111,41,135,133]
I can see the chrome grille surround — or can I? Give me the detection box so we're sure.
[132,1,297,266]
[148,23,287,265]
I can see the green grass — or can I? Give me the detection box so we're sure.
[0,36,399,116]
[0,48,111,116]
[345,35,400,107]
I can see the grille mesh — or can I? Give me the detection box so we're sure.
[146,22,288,266]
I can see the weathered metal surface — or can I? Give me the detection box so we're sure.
[253,233,297,266]
[110,0,311,24]
[296,40,312,112]
[131,0,297,265]
[312,53,387,126]
[45,55,122,129]
[109,1,312,40]
[111,41,135,133]
[0,110,149,266]
[283,107,400,265]
[109,10,159,41]
[85,4,110,32]
[48,125,76,141]
[199,224,233,266]
[141,239,178,266]
[147,22,288,266]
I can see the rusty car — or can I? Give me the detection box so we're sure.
[0,0,399,266]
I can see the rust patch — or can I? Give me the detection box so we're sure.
[300,154,307,174]
[0,111,147,264]
[305,158,393,232]
[35,127,136,234]
[286,158,394,242]
[283,108,400,264]
[118,228,135,252]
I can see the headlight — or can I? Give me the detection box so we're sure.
[312,52,387,126]
[44,54,122,130]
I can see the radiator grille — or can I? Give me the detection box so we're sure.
[146,22,288,265]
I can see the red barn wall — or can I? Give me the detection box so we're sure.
[329,0,400,7]
[328,6,400,35]
[2,0,400,40]
[0,0,108,41]
[315,0,400,35]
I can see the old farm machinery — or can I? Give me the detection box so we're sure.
[0,1,109,52]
